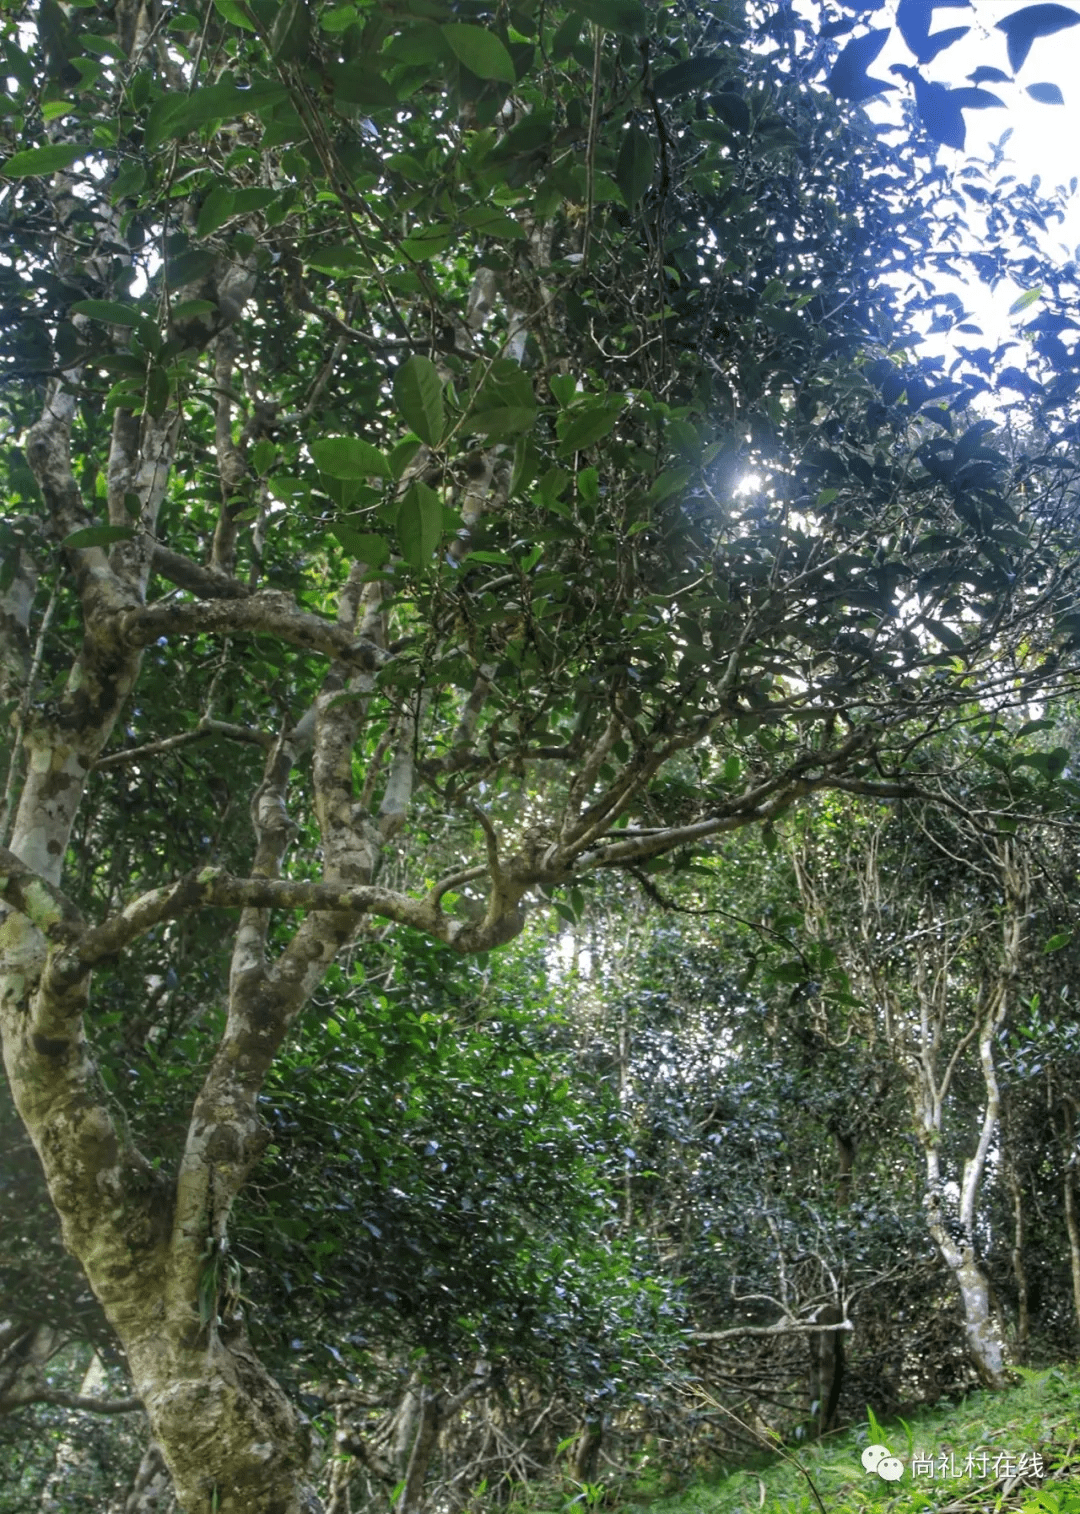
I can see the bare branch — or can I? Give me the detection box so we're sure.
[1,1388,143,1416]
[690,1320,853,1342]
[211,330,248,576]
[151,544,251,599]
[94,719,275,771]
[120,592,388,668]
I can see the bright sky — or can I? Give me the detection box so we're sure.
[863,0,1080,355]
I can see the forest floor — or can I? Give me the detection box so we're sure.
[627,1366,1080,1514]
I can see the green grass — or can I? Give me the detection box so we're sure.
[633,1367,1080,1514]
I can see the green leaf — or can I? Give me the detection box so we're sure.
[566,0,647,35]
[71,56,105,89]
[549,374,577,406]
[386,24,451,64]
[62,525,136,549]
[80,35,125,58]
[393,356,445,446]
[390,438,423,480]
[325,61,398,109]
[312,437,391,479]
[169,299,218,322]
[268,476,308,503]
[252,440,277,475]
[1045,931,1072,953]
[467,406,537,438]
[551,11,583,57]
[321,5,360,33]
[616,125,654,207]
[110,161,147,202]
[2,143,81,177]
[331,527,390,567]
[166,249,216,288]
[146,80,287,151]
[653,57,725,97]
[577,466,599,502]
[397,480,443,569]
[400,225,456,261]
[485,107,554,165]
[771,961,806,983]
[232,187,277,215]
[144,94,193,152]
[197,187,236,237]
[271,0,312,60]
[145,363,170,418]
[70,299,141,327]
[212,0,256,26]
[1009,286,1042,315]
[647,467,693,503]
[441,25,517,83]
[557,398,626,454]
[305,242,364,274]
[459,206,527,240]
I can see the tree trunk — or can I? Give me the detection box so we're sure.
[2,908,323,1510]
[808,1303,844,1434]
[925,1199,1010,1388]
[834,1129,854,1209]
[570,1416,604,1484]
[1064,1169,1080,1338]
[396,1387,443,1514]
[1004,1160,1029,1362]
[804,1128,854,1433]
[1059,1108,1080,1346]
[121,1330,321,1513]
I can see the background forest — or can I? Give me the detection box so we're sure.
[4,0,1080,1510]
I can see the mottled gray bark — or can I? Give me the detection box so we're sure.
[121,1443,178,1514]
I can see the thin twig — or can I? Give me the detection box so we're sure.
[583,23,603,272]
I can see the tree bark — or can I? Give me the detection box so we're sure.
[120,1442,178,1514]
[1062,1103,1080,1337]
[807,1305,845,1434]
[397,1387,443,1514]
[1004,1156,1029,1362]
[924,1191,1010,1388]
[570,1416,604,1484]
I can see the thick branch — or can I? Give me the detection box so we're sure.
[151,544,252,599]
[691,1320,853,1342]
[2,1387,143,1416]
[48,867,526,991]
[120,592,388,668]
[0,846,85,943]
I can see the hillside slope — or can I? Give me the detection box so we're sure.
[645,1367,1080,1514]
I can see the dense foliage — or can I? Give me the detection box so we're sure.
[4,0,1080,1510]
